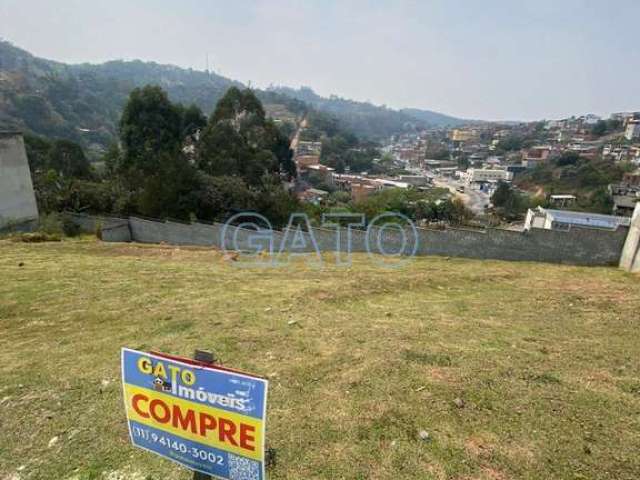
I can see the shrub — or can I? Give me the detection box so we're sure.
[61,216,81,237]
[38,213,64,235]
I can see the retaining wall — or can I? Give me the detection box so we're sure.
[63,213,630,267]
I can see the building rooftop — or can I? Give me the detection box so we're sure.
[549,195,577,200]
[305,188,329,196]
[542,208,631,229]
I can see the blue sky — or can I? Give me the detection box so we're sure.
[0,0,638,121]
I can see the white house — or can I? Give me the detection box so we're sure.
[465,168,513,184]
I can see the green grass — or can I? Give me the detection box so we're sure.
[1,239,640,480]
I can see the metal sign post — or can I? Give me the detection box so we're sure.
[192,349,216,480]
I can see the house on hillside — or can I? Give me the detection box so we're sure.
[297,188,329,205]
[548,195,577,209]
[522,147,551,169]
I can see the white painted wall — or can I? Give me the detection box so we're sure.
[620,203,640,272]
[0,132,38,228]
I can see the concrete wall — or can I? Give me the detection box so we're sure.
[101,223,132,243]
[65,213,630,267]
[416,225,627,266]
[620,203,640,272]
[0,132,38,228]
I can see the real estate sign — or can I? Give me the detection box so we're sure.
[121,348,268,480]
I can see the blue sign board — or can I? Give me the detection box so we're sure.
[121,348,268,479]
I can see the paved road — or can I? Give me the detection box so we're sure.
[433,176,490,215]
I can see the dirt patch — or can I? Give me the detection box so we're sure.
[481,467,510,480]
[465,435,493,458]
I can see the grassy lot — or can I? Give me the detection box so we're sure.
[1,239,640,480]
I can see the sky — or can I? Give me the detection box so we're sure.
[0,0,639,121]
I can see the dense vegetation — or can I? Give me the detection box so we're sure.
[515,151,633,213]
[299,186,472,228]
[268,86,464,139]
[0,41,241,156]
[27,86,299,226]
[298,109,382,174]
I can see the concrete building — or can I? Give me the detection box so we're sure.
[622,170,640,187]
[305,164,335,185]
[465,168,513,184]
[522,147,551,169]
[0,131,38,228]
[449,128,479,142]
[610,173,640,216]
[398,175,432,187]
[549,194,577,209]
[625,120,640,141]
[524,207,631,231]
[297,188,329,205]
[296,155,321,169]
[351,182,377,202]
[296,141,322,156]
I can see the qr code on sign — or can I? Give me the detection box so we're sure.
[228,453,260,480]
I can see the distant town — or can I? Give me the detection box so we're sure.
[290,111,640,231]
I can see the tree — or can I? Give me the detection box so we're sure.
[197,88,295,185]
[555,151,581,166]
[591,120,607,137]
[24,135,92,178]
[48,140,92,178]
[491,182,529,220]
[209,86,265,125]
[119,85,183,175]
[180,104,207,137]
[117,86,198,218]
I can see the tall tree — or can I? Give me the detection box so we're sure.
[118,85,196,218]
[119,85,182,175]
[197,88,295,184]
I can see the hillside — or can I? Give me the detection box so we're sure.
[269,85,465,138]
[0,41,467,155]
[400,107,469,128]
[0,41,242,156]
[1,239,640,479]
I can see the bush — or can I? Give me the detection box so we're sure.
[62,216,81,237]
[34,213,81,238]
[38,213,64,235]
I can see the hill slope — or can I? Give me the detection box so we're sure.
[0,41,242,154]
[2,239,640,479]
[269,85,466,138]
[0,42,468,154]
[400,107,469,127]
